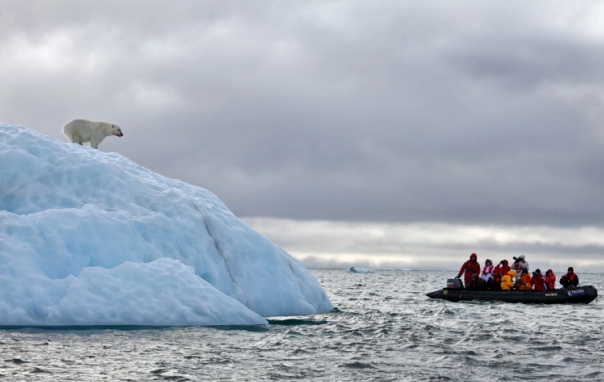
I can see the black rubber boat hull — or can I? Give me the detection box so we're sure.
[426,285,597,304]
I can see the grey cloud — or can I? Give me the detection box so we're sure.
[1,1,603,228]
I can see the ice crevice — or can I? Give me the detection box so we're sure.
[192,198,245,305]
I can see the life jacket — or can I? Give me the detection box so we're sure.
[493,263,510,283]
[458,260,481,285]
[517,273,532,290]
[561,272,578,287]
[531,274,546,291]
[545,272,556,290]
[481,265,495,281]
[495,264,510,276]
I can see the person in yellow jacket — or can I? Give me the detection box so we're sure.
[501,270,515,291]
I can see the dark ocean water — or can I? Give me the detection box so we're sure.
[1,270,602,381]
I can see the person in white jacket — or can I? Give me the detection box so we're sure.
[511,255,529,279]
[481,259,495,287]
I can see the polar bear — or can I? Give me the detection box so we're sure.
[62,119,123,149]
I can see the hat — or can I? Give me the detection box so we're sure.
[546,269,552,274]
[485,259,492,264]
[518,255,525,260]
[568,267,574,272]
[535,269,541,274]
[508,270,516,277]
[470,253,477,259]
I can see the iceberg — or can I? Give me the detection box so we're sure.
[0,125,333,326]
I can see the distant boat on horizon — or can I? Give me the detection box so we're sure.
[349,267,374,274]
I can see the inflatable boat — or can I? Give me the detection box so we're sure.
[427,279,597,304]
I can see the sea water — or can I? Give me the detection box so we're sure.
[1,270,602,381]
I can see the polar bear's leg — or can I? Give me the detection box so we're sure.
[63,121,85,145]
[66,131,83,145]
[89,133,103,149]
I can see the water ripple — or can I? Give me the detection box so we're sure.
[0,270,602,381]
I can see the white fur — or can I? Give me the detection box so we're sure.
[62,119,123,149]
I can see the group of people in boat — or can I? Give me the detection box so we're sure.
[456,253,580,291]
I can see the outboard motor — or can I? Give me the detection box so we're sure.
[447,278,463,289]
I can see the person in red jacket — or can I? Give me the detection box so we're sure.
[494,260,511,276]
[544,269,556,290]
[491,260,510,288]
[560,267,579,289]
[530,269,546,291]
[456,253,481,288]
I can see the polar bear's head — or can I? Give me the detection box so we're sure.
[111,124,123,137]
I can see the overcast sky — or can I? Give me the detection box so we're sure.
[2,1,603,271]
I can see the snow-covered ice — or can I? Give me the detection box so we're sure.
[0,125,333,326]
